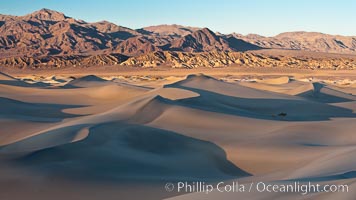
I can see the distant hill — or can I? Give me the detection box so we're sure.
[139,24,200,37]
[233,31,356,54]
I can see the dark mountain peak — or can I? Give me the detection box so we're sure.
[169,27,262,52]
[167,28,222,52]
[191,28,220,44]
[199,27,216,35]
[225,36,262,51]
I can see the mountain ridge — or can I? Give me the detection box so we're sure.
[233,31,356,54]
[1,8,356,58]
[0,9,355,70]
[0,9,261,58]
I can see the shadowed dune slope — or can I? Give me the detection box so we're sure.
[298,82,356,103]
[0,97,82,122]
[0,72,47,87]
[166,74,356,121]
[7,123,249,181]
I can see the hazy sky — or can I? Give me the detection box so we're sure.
[1,0,355,36]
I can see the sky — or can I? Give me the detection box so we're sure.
[0,0,355,36]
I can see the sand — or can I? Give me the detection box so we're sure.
[0,70,355,200]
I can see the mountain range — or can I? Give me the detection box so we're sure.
[0,9,355,69]
[0,9,262,57]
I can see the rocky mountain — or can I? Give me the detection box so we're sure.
[0,9,112,57]
[1,50,355,70]
[0,54,129,68]
[168,28,261,52]
[22,8,68,21]
[91,21,140,40]
[234,31,356,54]
[120,51,356,69]
[113,36,159,56]
[0,9,355,70]
[0,9,261,59]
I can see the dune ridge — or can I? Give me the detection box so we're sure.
[0,72,355,200]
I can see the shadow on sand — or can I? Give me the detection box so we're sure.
[9,122,250,182]
[163,85,356,121]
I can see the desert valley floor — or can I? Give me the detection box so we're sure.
[0,68,356,200]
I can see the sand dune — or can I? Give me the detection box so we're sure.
[0,72,47,87]
[239,78,315,95]
[0,72,355,200]
[255,76,291,85]
[64,75,111,88]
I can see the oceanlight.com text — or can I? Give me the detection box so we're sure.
[165,181,349,195]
